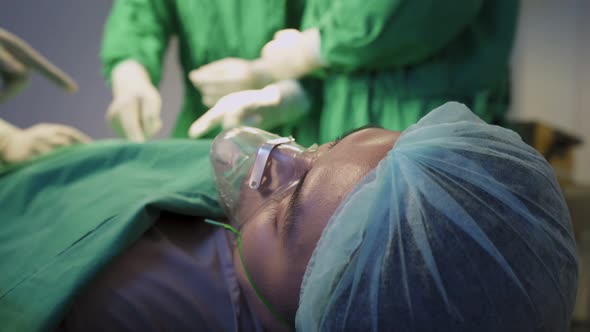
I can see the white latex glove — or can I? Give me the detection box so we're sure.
[188,79,310,138]
[0,118,91,164]
[106,60,162,142]
[0,28,77,103]
[188,58,274,107]
[260,28,325,81]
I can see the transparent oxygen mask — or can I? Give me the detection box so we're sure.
[210,127,318,230]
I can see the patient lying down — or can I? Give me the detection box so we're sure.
[62,102,577,331]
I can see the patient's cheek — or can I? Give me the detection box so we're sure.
[233,214,300,330]
[233,227,284,330]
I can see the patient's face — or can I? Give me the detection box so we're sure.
[234,127,399,330]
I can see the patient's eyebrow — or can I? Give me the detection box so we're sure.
[329,124,384,150]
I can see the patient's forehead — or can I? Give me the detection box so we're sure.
[287,128,399,257]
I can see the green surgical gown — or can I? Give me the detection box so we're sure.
[101,0,320,146]
[0,140,224,331]
[302,0,519,143]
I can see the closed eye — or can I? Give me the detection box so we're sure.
[280,172,309,240]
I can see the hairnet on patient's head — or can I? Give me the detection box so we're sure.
[296,102,578,331]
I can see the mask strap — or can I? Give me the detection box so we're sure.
[204,219,293,330]
[248,136,294,189]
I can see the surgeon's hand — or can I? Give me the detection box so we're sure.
[260,28,325,81]
[0,28,78,103]
[188,58,274,107]
[189,79,309,138]
[106,60,162,142]
[0,120,91,164]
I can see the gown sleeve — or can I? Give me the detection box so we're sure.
[101,0,177,85]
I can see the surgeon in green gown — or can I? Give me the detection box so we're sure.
[303,0,521,143]
[188,0,519,144]
[101,0,321,146]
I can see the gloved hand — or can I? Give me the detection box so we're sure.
[188,79,310,138]
[0,118,91,164]
[0,28,77,103]
[260,28,325,81]
[188,58,274,107]
[106,60,162,142]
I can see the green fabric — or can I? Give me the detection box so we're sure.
[101,0,320,146]
[302,0,518,142]
[0,140,224,332]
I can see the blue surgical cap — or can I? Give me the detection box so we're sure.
[296,102,578,331]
